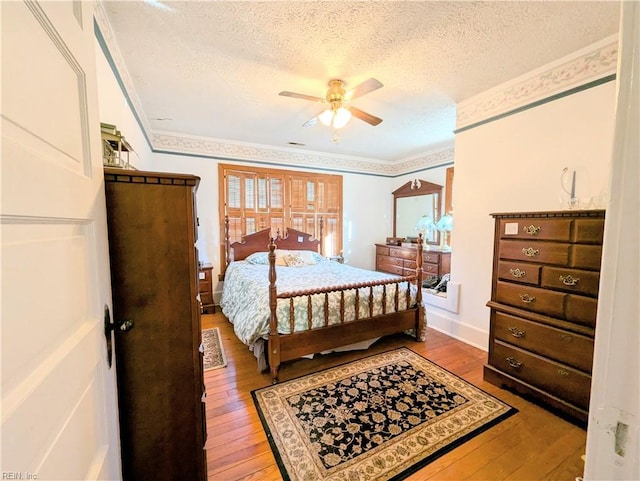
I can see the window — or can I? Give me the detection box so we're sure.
[219,164,343,263]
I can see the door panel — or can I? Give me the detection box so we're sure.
[1,1,121,479]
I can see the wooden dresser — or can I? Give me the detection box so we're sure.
[104,168,207,480]
[484,210,605,424]
[375,244,451,277]
[198,263,215,313]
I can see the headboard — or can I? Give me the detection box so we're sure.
[224,219,322,271]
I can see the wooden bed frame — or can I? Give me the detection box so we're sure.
[224,221,425,382]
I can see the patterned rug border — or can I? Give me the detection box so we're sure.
[203,327,227,371]
[252,347,518,481]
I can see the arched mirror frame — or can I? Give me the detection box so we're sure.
[392,179,442,246]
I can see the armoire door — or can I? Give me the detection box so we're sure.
[104,170,206,481]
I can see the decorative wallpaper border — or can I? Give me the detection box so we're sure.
[456,35,618,130]
[152,132,454,176]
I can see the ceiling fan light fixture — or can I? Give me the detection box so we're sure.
[333,107,352,129]
[319,107,352,129]
[318,109,334,127]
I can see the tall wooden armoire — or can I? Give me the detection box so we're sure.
[104,168,207,480]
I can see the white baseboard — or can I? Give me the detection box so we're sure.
[425,309,489,351]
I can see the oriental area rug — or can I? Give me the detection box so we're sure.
[252,348,517,481]
[202,327,227,371]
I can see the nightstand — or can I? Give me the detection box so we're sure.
[198,263,215,314]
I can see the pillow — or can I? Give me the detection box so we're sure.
[275,249,291,266]
[284,252,306,267]
[310,252,328,263]
[245,252,269,265]
[245,249,322,266]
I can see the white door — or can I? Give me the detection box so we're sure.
[1,1,121,479]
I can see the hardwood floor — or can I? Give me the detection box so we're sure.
[202,312,587,481]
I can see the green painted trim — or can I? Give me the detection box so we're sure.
[454,73,617,134]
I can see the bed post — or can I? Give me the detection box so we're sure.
[416,234,426,340]
[319,216,324,255]
[224,215,230,267]
[268,236,281,383]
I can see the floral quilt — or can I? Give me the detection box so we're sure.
[220,259,417,348]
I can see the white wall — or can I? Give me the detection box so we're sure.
[151,153,393,299]
[439,81,616,348]
[95,43,153,170]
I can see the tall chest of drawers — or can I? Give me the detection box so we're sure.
[484,210,605,424]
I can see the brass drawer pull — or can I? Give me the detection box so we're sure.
[559,334,573,343]
[508,326,526,338]
[557,369,569,377]
[559,274,580,286]
[522,247,539,257]
[506,356,523,369]
[510,268,526,278]
[519,293,536,304]
[523,225,541,235]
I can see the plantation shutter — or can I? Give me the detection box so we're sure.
[219,164,342,269]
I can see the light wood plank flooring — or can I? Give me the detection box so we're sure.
[203,312,586,480]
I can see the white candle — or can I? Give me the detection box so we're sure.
[570,170,576,200]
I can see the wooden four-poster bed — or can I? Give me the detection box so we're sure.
[219,219,426,382]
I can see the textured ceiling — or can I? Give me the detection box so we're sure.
[102,1,620,163]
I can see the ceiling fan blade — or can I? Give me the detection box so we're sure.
[302,115,319,127]
[349,106,383,126]
[279,91,324,102]
[345,78,383,100]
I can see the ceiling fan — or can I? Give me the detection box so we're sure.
[279,78,384,129]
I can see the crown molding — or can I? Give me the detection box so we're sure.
[457,35,618,130]
[152,132,454,176]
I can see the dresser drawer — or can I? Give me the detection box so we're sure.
[495,281,565,318]
[200,290,213,305]
[499,218,572,241]
[377,263,404,276]
[422,263,439,275]
[497,261,541,285]
[377,255,403,267]
[541,267,600,297]
[571,244,603,270]
[376,245,390,256]
[493,312,594,372]
[422,252,441,264]
[573,218,605,244]
[499,240,570,265]
[565,295,598,328]
[389,247,416,260]
[491,341,592,409]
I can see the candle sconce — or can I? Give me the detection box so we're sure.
[560,166,592,209]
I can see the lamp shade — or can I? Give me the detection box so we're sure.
[436,214,453,232]
[415,215,436,236]
[436,214,453,251]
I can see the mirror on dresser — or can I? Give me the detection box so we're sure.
[392,179,442,246]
